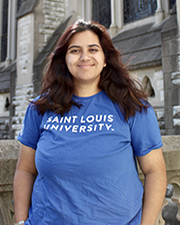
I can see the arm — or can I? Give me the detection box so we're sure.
[137,148,167,225]
[13,143,38,223]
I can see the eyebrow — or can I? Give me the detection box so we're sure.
[68,44,101,50]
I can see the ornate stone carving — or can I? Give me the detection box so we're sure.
[171,183,180,222]
[171,72,180,86]
[171,55,180,86]
[162,184,180,224]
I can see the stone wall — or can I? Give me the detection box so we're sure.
[0,136,180,224]
[0,94,10,139]
[131,67,165,134]
[13,0,66,139]
[0,118,10,139]
[38,0,65,52]
[12,84,34,138]
[161,6,180,135]
[0,140,20,225]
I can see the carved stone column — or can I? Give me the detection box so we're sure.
[5,0,12,67]
[85,0,92,21]
[110,0,117,37]
[156,0,164,24]
[177,0,180,35]
[81,0,85,19]
[115,0,123,31]
[6,0,17,67]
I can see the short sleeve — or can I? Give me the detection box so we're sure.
[127,104,163,157]
[17,103,43,150]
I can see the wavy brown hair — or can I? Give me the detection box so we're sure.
[33,20,148,121]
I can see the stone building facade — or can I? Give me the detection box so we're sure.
[0,0,179,138]
[0,0,179,139]
[0,1,180,224]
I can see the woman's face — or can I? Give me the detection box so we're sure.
[65,30,106,92]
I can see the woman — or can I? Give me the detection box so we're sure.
[13,20,167,225]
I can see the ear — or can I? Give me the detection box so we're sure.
[103,62,106,67]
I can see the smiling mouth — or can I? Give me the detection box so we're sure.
[78,64,94,67]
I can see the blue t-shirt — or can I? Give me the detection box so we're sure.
[17,91,163,225]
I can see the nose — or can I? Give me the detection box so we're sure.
[80,50,90,61]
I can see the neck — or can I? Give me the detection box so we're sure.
[74,83,101,97]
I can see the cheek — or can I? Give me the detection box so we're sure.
[65,56,73,70]
[99,53,106,66]
[100,56,106,68]
[65,56,77,76]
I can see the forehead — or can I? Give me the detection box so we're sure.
[68,30,100,46]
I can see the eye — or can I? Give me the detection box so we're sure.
[69,49,80,53]
[89,48,98,53]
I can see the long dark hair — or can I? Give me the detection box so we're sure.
[33,19,147,120]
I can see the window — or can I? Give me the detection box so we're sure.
[17,0,22,12]
[1,0,8,62]
[124,0,157,24]
[170,0,176,9]
[142,76,155,98]
[0,0,22,63]
[4,97,10,111]
[92,0,111,28]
